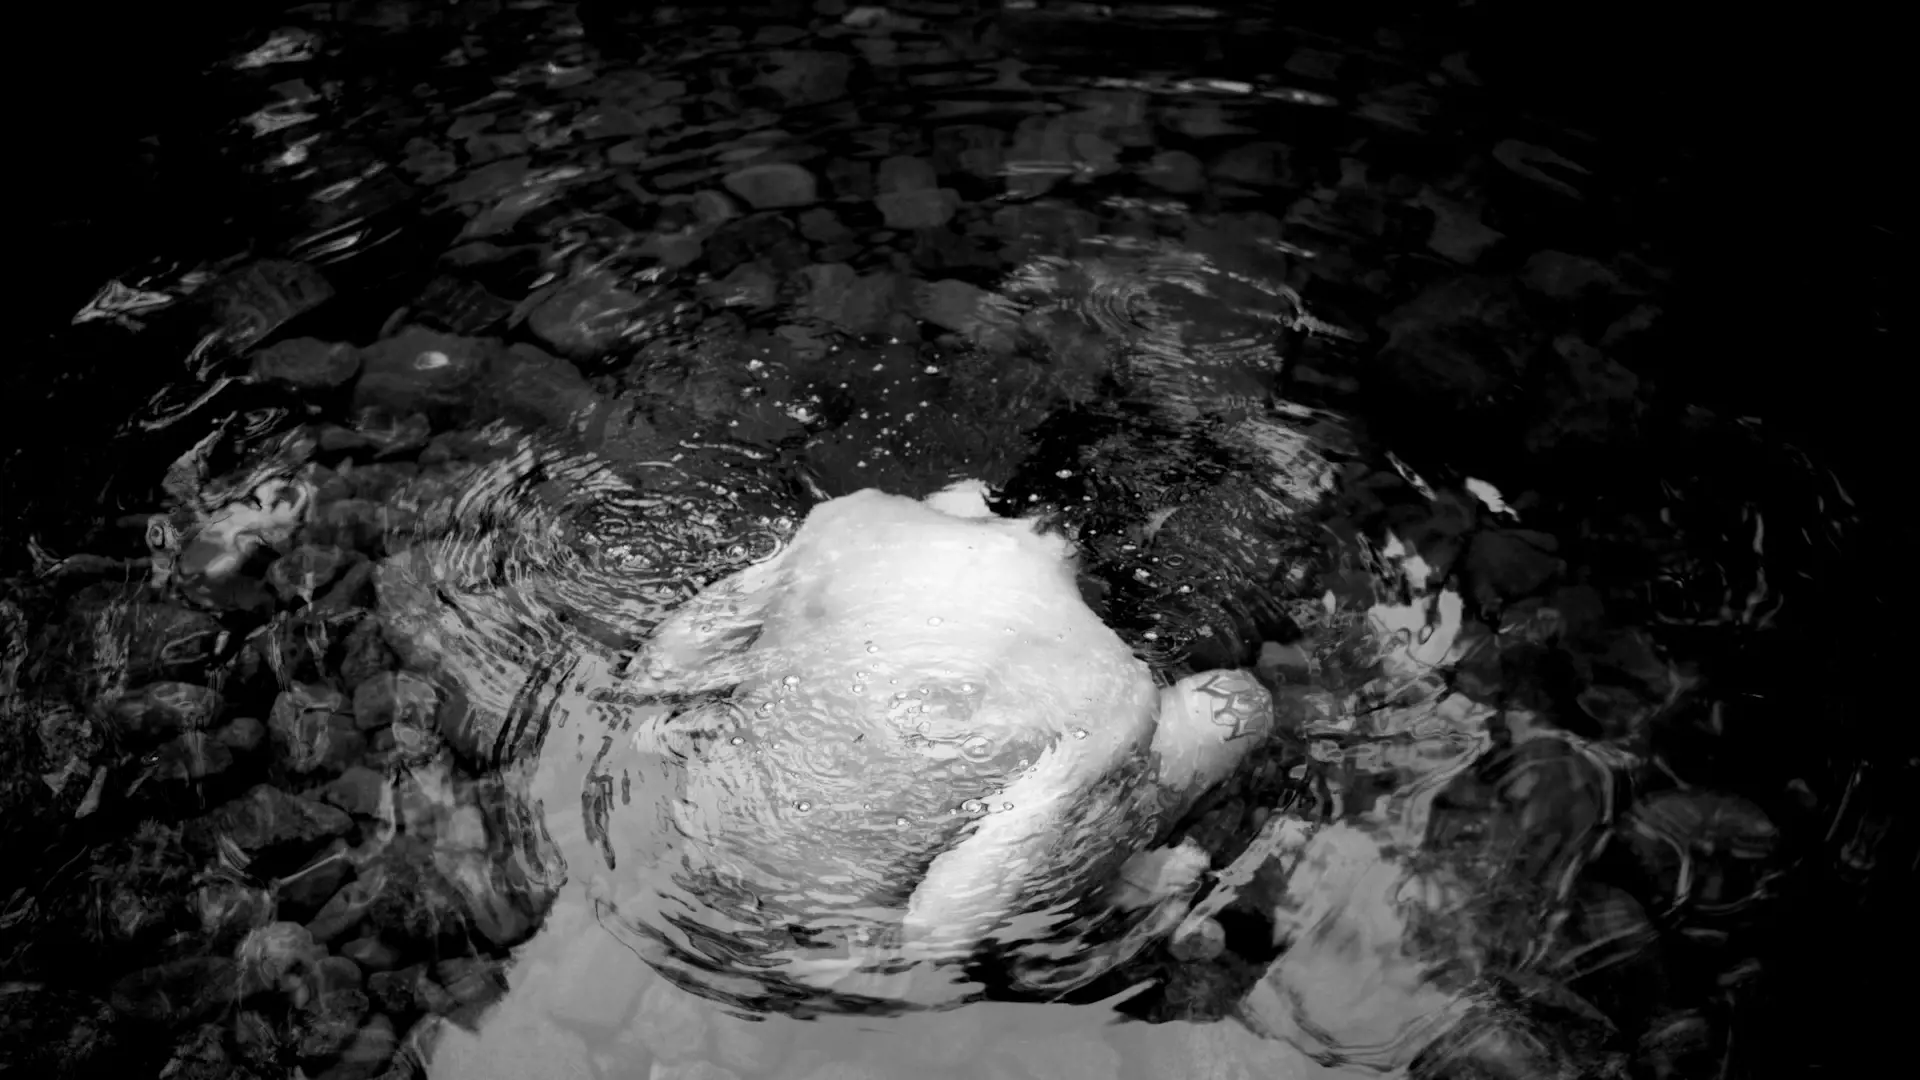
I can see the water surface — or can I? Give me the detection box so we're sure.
[1,3,1903,1079]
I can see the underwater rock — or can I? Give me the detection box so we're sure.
[253,338,362,389]
[339,936,402,973]
[197,880,275,948]
[109,681,224,746]
[155,1021,250,1080]
[217,716,266,753]
[758,49,852,107]
[123,603,225,682]
[366,965,457,1017]
[278,841,357,914]
[350,671,438,732]
[197,784,352,858]
[297,987,371,1058]
[410,275,514,336]
[312,955,366,996]
[268,544,352,603]
[269,683,362,774]
[527,275,647,359]
[311,839,490,951]
[433,956,509,1014]
[314,1013,397,1080]
[914,278,986,333]
[429,846,544,948]
[1522,250,1617,298]
[1465,529,1564,606]
[306,871,385,946]
[722,162,818,208]
[322,765,389,818]
[200,259,335,356]
[353,327,496,422]
[324,408,434,459]
[1143,149,1206,193]
[335,614,399,690]
[147,729,235,784]
[110,957,239,1024]
[487,343,605,433]
[875,155,958,229]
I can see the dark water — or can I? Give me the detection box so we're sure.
[2,2,1905,1078]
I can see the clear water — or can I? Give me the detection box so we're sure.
[0,3,1903,1080]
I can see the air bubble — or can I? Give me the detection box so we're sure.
[1070,729,1088,740]
[783,675,800,687]
[862,801,874,811]
[866,643,880,653]
[960,682,974,693]
[794,800,812,813]
[895,817,909,827]
[960,735,994,760]
[960,799,986,814]
[927,616,943,626]
[729,736,745,746]
[851,684,865,694]
[1002,802,1014,811]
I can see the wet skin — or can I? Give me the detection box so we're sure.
[554,481,1273,1003]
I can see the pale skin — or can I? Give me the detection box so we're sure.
[608,480,1273,1000]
